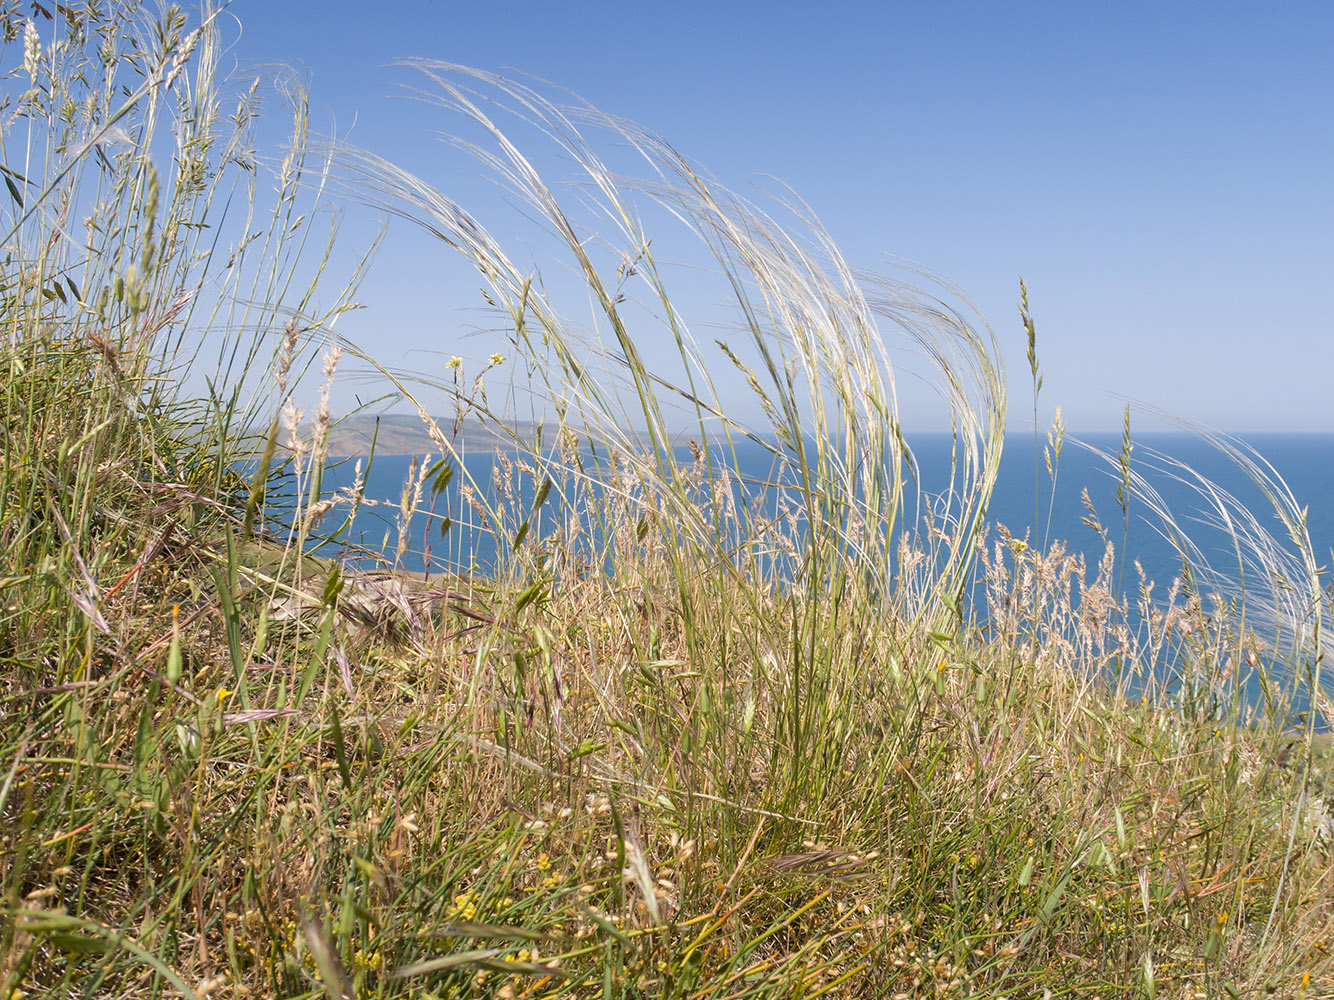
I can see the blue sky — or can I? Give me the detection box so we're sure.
[231,1,1332,433]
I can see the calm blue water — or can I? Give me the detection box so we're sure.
[310,432,1332,592]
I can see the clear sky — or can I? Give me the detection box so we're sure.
[229,1,1332,433]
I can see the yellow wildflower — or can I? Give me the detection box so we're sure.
[447,891,479,921]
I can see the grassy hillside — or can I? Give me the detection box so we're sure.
[1,5,1331,1000]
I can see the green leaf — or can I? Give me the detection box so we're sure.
[532,476,552,510]
[322,564,343,607]
[297,609,336,706]
[928,631,954,651]
[427,457,454,497]
[567,739,607,760]
[241,416,280,537]
[329,702,354,790]
[165,621,182,683]
[1039,868,1072,924]
[513,580,547,614]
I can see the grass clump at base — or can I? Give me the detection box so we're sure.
[2,7,1332,1000]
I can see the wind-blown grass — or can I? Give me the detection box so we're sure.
[2,9,1332,1000]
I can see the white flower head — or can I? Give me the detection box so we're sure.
[165,27,202,89]
[24,19,41,82]
[322,343,343,379]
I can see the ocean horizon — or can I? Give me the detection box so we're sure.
[307,430,1332,590]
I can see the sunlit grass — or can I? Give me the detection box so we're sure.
[1,6,1331,999]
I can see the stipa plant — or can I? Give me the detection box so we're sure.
[1069,420,1330,725]
[329,63,1006,820]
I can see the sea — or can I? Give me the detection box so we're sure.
[292,431,1333,722]
[309,432,1331,585]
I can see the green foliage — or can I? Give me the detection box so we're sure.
[0,7,1330,1000]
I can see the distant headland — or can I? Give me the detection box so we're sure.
[315,413,539,457]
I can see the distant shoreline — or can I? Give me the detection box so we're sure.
[309,413,539,458]
[313,418,1334,460]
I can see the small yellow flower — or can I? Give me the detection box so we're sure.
[447,891,479,921]
[446,356,463,370]
[216,687,232,703]
[352,946,383,970]
[489,352,505,365]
